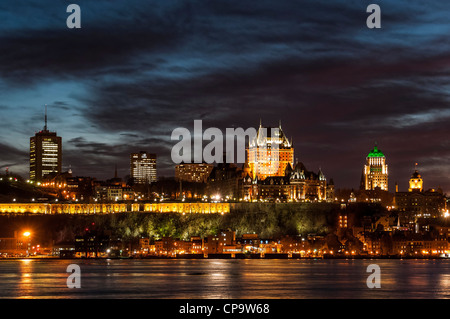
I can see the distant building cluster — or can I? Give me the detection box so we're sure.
[27,119,335,203]
[4,115,447,218]
[6,217,450,258]
[19,115,448,222]
[175,163,214,183]
[205,122,333,202]
[394,169,446,219]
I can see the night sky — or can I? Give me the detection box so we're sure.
[0,0,449,193]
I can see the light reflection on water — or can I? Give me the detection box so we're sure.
[0,259,448,299]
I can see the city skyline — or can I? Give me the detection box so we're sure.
[0,1,449,194]
[14,114,442,196]
[2,103,448,195]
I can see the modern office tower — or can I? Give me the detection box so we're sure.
[30,107,62,182]
[363,143,388,191]
[247,121,294,180]
[130,151,157,184]
[175,163,214,183]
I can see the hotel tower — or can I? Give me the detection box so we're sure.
[363,143,388,191]
[247,121,294,180]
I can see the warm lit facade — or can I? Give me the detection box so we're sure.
[0,231,31,255]
[247,122,294,180]
[241,162,331,202]
[395,168,447,218]
[0,202,230,214]
[408,169,423,192]
[175,163,214,183]
[30,128,62,183]
[363,144,388,191]
[207,121,332,202]
[130,151,157,184]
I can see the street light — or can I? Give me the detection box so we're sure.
[22,231,31,256]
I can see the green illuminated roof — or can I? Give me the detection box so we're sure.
[367,146,385,158]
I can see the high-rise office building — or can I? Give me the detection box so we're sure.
[363,143,388,191]
[130,151,157,184]
[30,107,62,182]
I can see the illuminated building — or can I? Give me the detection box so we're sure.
[247,121,294,180]
[0,231,29,255]
[363,143,388,191]
[395,167,446,218]
[0,202,230,214]
[205,230,236,254]
[408,165,423,192]
[175,163,214,183]
[242,162,330,202]
[130,151,157,184]
[30,108,62,182]
[207,121,332,202]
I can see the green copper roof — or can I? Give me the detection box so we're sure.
[367,146,385,158]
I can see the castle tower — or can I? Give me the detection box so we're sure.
[247,121,294,180]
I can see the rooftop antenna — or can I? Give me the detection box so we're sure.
[44,104,48,131]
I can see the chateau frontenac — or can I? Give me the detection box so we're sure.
[207,122,334,202]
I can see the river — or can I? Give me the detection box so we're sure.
[0,258,449,299]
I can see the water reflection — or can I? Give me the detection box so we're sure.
[438,274,450,298]
[18,259,34,299]
[0,259,449,299]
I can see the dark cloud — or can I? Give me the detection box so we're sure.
[0,0,449,193]
[0,143,28,174]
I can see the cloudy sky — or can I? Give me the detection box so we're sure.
[0,0,449,193]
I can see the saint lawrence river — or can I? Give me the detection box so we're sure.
[0,258,449,299]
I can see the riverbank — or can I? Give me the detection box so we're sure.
[1,254,449,260]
